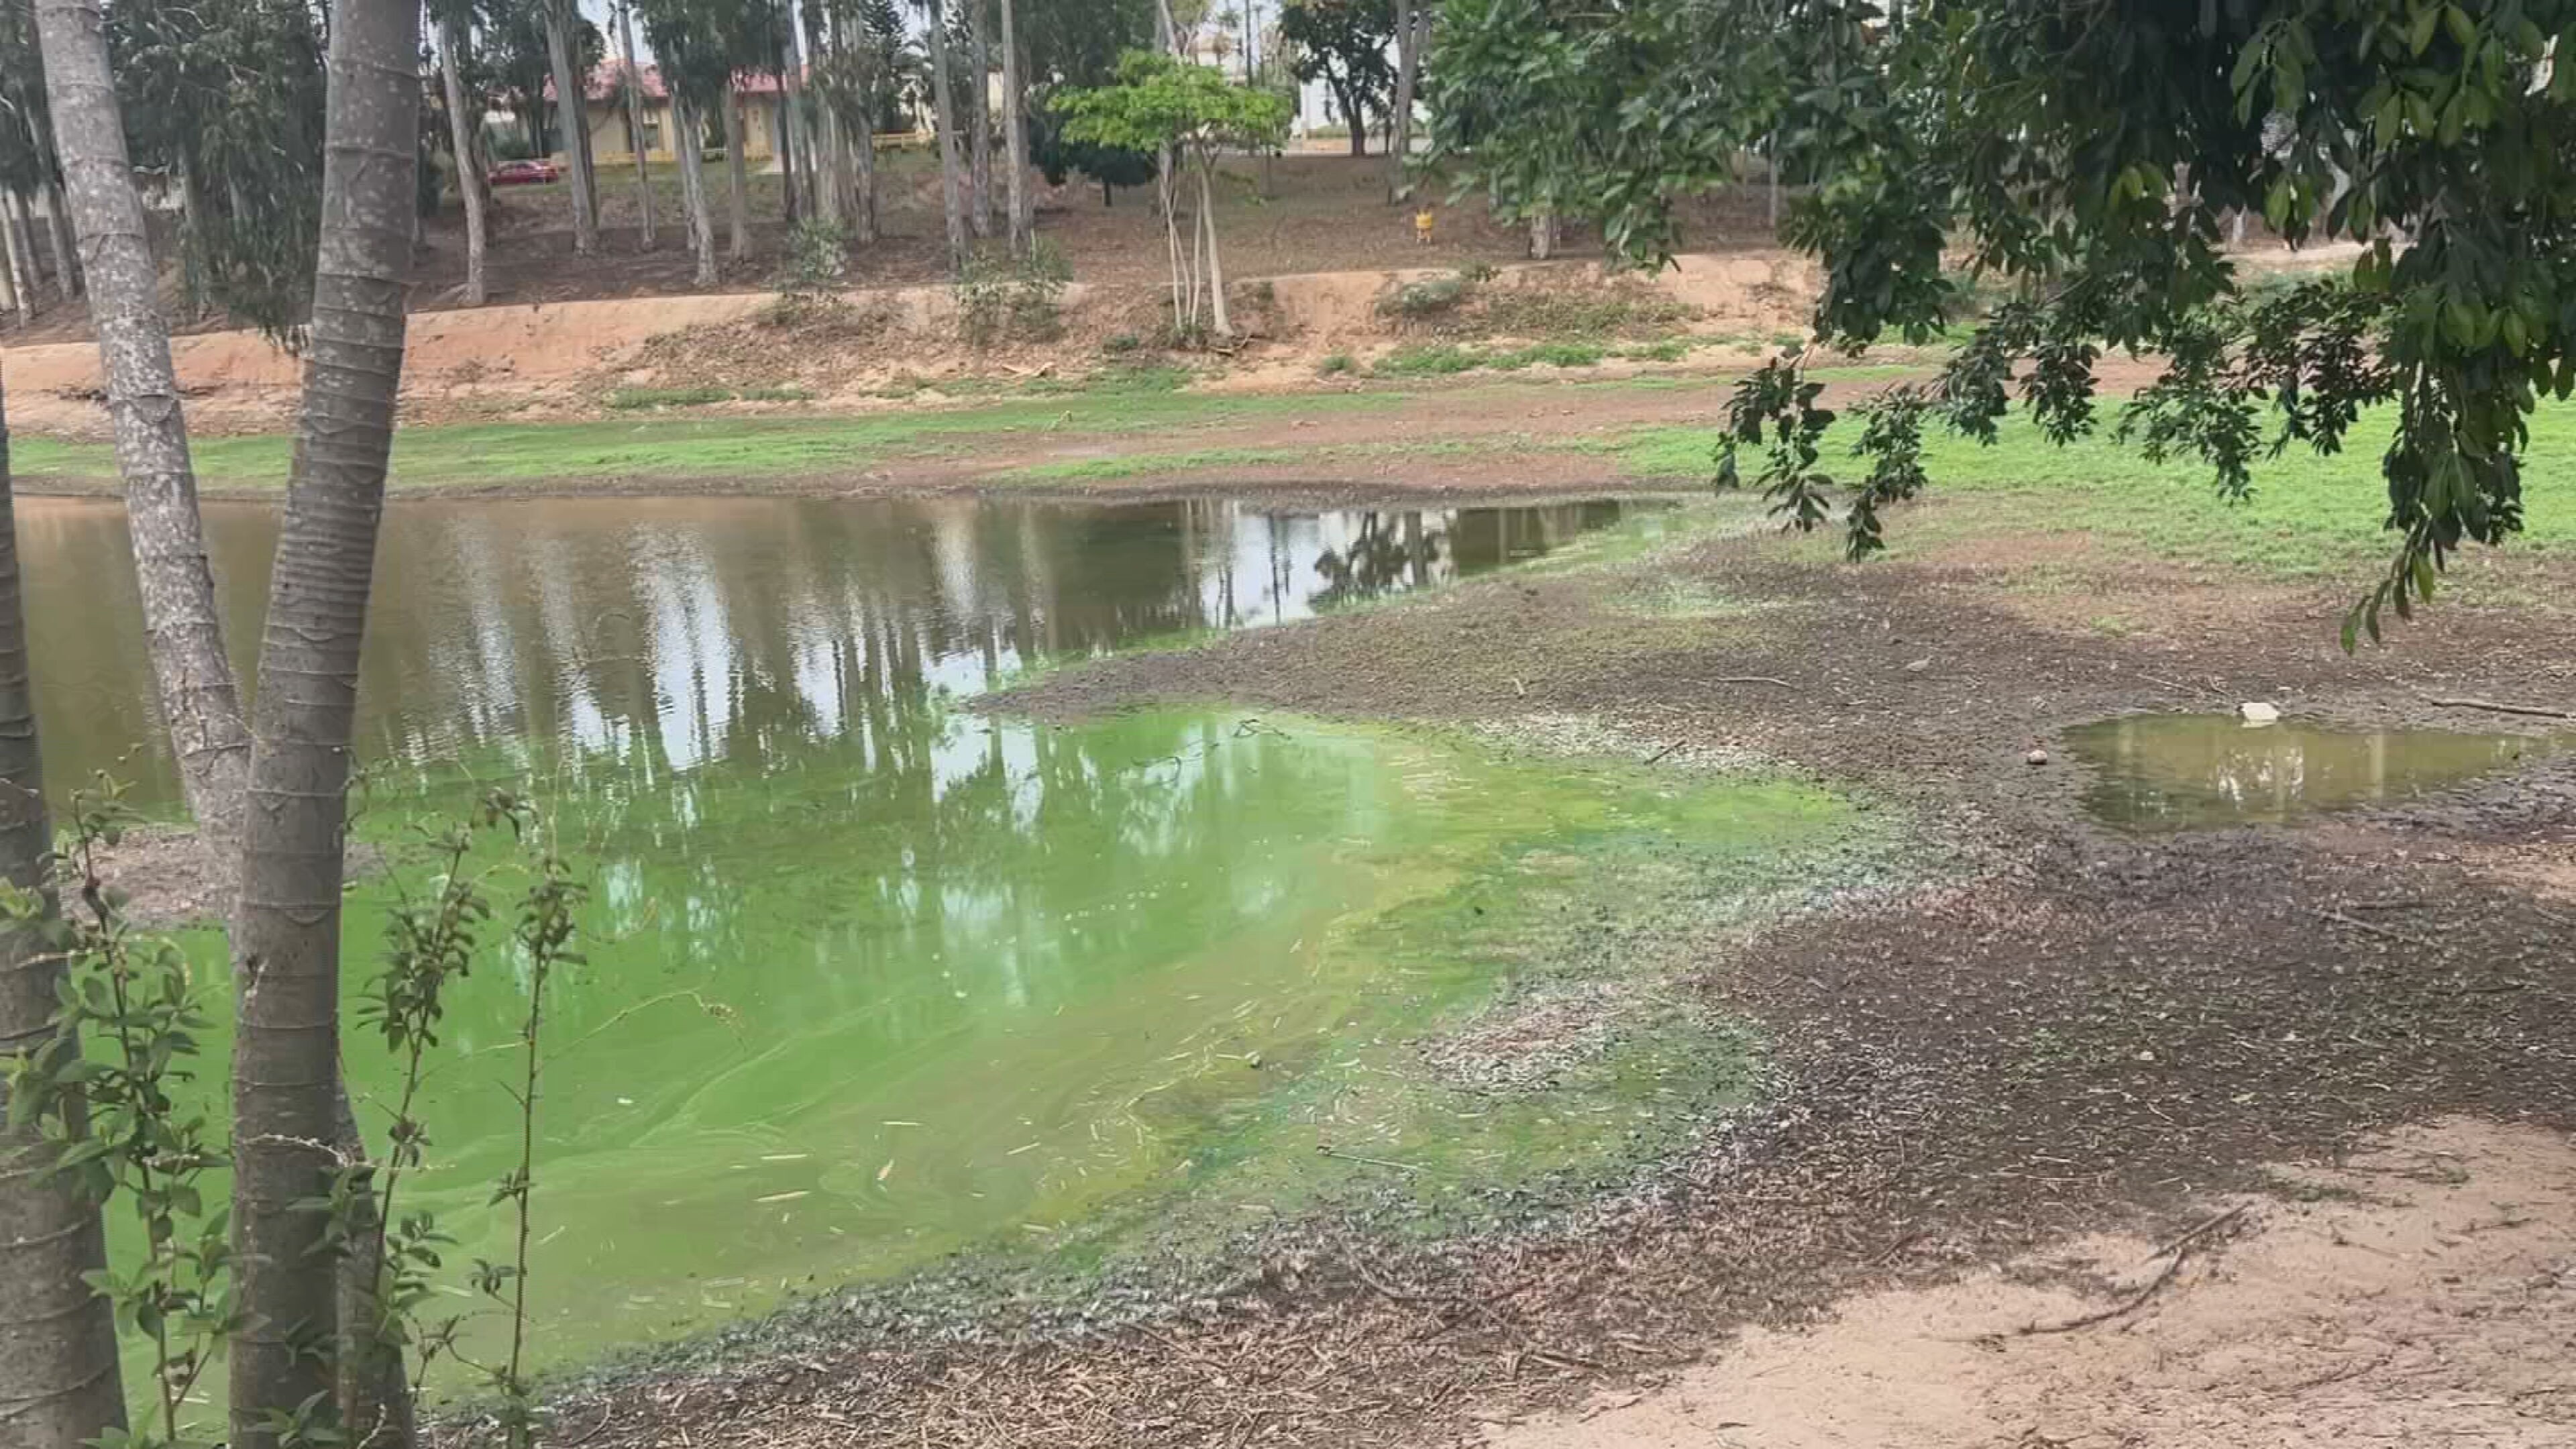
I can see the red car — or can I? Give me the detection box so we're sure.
[487,159,561,186]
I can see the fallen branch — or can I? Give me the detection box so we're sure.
[1711,676,1796,689]
[2006,1205,2245,1339]
[2422,695,2575,720]
[2314,908,2433,950]
[1353,1265,1605,1372]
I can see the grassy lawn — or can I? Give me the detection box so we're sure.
[10,388,1406,490]
[1612,404,2576,580]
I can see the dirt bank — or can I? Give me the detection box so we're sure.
[514,498,2576,1449]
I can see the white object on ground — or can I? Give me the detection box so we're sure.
[2240,702,2282,725]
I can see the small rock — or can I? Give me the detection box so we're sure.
[1904,657,1931,673]
[2025,747,2050,766]
[2240,701,2282,724]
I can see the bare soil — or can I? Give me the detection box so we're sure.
[511,504,2576,1449]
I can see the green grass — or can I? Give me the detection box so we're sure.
[1605,403,2576,578]
[11,388,1407,490]
[604,384,815,410]
[1371,340,1616,377]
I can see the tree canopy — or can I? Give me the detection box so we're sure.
[1436,0,2576,642]
[1280,0,1395,150]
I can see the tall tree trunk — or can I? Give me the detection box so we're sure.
[38,182,76,301]
[619,3,657,250]
[777,2,815,228]
[439,20,490,305]
[0,213,17,318]
[849,89,877,244]
[542,0,599,255]
[227,0,424,1437]
[1,197,34,323]
[1000,0,1028,255]
[1389,0,1422,201]
[967,0,992,238]
[34,0,253,867]
[1197,160,1230,337]
[925,0,967,266]
[813,102,843,226]
[0,368,128,1449]
[1342,82,1368,156]
[676,97,719,284]
[721,91,751,260]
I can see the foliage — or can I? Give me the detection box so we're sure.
[955,238,1073,345]
[777,217,853,294]
[4,782,235,1449]
[1030,111,1158,204]
[3,786,587,1449]
[1378,272,1474,318]
[1444,0,2576,641]
[1279,0,1395,143]
[1424,0,1794,259]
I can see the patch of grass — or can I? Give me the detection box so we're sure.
[1372,343,1484,377]
[1605,401,2576,578]
[1469,286,1699,341]
[1318,350,1358,376]
[1377,273,1475,319]
[737,385,814,403]
[605,386,737,410]
[10,389,1415,491]
[1490,341,1606,370]
[1615,338,1693,363]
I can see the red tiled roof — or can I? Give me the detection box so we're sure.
[543,60,792,103]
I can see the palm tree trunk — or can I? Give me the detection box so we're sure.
[676,96,719,284]
[925,0,968,266]
[967,0,992,238]
[439,21,489,304]
[0,367,128,1449]
[34,0,253,869]
[721,91,751,260]
[618,2,657,250]
[1000,0,1028,254]
[542,0,599,254]
[227,0,424,1437]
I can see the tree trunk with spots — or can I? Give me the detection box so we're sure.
[0,366,128,1449]
[226,0,425,1438]
[34,0,252,870]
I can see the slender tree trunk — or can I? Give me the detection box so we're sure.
[38,183,76,301]
[849,91,877,244]
[926,0,969,266]
[439,21,489,305]
[777,3,816,228]
[1342,81,1368,156]
[35,0,253,867]
[0,368,128,1449]
[813,102,843,226]
[721,91,751,260]
[1,198,33,324]
[619,3,657,250]
[1389,0,1421,201]
[1000,0,1028,255]
[228,0,424,1437]
[1198,158,1230,337]
[542,0,599,254]
[967,0,992,238]
[676,97,719,284]
[1529,209,1554,259]
[0,214,17,318]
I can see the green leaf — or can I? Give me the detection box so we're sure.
[2443,5,2474,48]
[2408,5,2440,54]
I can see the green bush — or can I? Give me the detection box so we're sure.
[775,218,851,297]
[606,386,735,410]
[1318,350,1357,376]
[957,239,1074,346]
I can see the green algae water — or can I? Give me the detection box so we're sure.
[23,492,1854,1385]
[2066,712,2557,828]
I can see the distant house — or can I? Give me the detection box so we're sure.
[549,62,791,165]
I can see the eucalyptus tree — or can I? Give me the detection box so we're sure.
[1387,0,1430,197]
[434,0,490,302]
[643,0,732,282]
[969,0,994,236]
[618,0,658,250]
[542,0,602,252]
[922,0,969,264]
[1000,0,1030,252]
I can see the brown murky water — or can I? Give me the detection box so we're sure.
[2065,712,2557,829]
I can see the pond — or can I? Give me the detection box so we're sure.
[2065,712,2559,829]
[25,492,1862,1383]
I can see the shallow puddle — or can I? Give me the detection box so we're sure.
[2065,712,2557,829]
[21,492,1860,1383]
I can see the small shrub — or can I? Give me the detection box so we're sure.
[775,218,852,297]
[1378,273,1472,319]
[738,384,814,402]
[957,239,1074,346]
[1102,331,1144,354]
[1318,350,1357,376]
[1458,262,1501,284]
[1372,343,1483,376]
[1619,338,1691,362]
[1502,340,1605,369]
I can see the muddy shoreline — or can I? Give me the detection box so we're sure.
[459,498,2576,1449]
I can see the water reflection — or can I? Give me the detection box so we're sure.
[2065,712,2557,828]
[21,493,1634,805]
